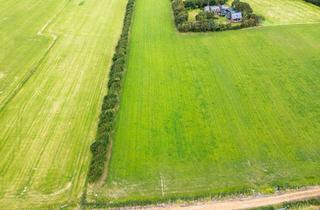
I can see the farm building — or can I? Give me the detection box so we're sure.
[204,5,220,14]
[219,5,229,15]
[203,5,242,21]
[225,8,242,21]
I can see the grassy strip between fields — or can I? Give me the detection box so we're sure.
[87,0,135,183]
[82,189,320,208]
[84,187,252,208]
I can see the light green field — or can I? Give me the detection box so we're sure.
[243,0,320,25]
[0,0,126,208]
[88,0,320,204]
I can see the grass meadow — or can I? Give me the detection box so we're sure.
[0,0,127,208]
[87,0,320,205]
[243,0,320,25]
[1,0,320,208]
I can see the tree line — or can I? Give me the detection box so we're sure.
[172,0,261,32]
[87,0,135,183]
[184,0,227,9]
[305,0,320,6]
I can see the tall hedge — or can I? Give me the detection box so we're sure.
[87,0,135,183]
[305,0,320,6]
[184,0,228,9]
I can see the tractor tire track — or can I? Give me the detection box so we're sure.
[0,2,69,113]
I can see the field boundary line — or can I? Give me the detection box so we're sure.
[177,21,320,36]
[85,0,136,185]
[0,2,69,112]
[251,21,320,28]
[127,186,320,210]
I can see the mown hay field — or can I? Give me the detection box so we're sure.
[0,0,127,208]
[87,0,320,204]
[243,0,320,25]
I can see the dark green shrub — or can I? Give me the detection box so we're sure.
[176,11,188,24]
[184,0,197,9]
[104,94,118,109]
[184,0,228,9]
[240,13,260,28]
[305,0,320,6]
[232,0,253,15]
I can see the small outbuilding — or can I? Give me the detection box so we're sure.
[204,5,220,14]
[225,8,242,22]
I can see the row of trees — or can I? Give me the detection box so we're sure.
[172,0,189,25]
[87,0,135,183]
[184,0,227,9]
[172,0,260,32]
[305,0,320,6]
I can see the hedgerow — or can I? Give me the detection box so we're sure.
[305,0,320,6]
[184,0,228,9]
[87,0,135,183]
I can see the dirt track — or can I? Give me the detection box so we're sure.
[146,187,320,210]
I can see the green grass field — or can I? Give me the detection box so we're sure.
[87,0,320,204]
[0,0,127,208]
[243,0,320,25]
[1,0,320,208]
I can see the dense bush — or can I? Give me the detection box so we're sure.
[87,0,135,183]
[305,0,320,6]
[172,0,188,25]
[240,13,260,28]
[232,0,253,15]
[178,20,217,32]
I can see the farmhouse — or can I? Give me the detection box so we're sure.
[204,5,220,14]
[203,5,242,22]
[219,5,229,15]
[225,8,242,21]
